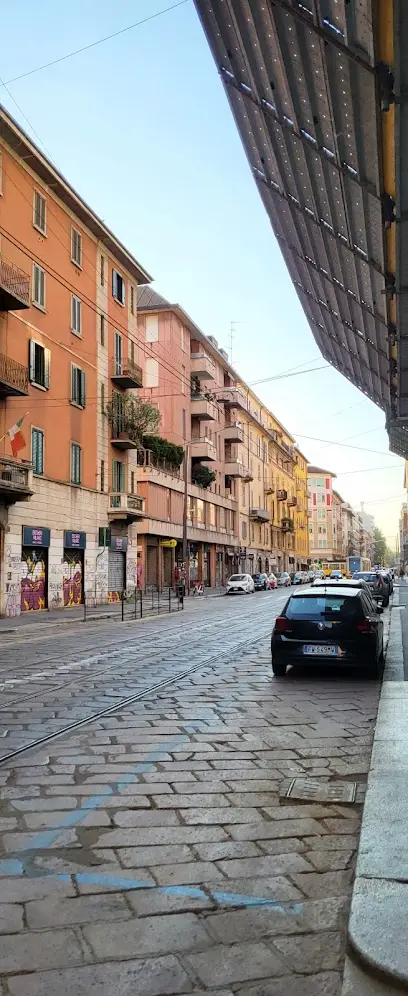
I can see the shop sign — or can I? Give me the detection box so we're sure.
[64,530,86,549]
[110,536,128,552]
[22,526,50,548]
[160,539,177,548]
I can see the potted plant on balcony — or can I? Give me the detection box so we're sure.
[106,394,161,443]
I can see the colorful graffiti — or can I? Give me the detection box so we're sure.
[63,551,83,607]
[107,590,121,603]
[21,548,47,612]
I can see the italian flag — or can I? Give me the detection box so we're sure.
[8,417,26,457]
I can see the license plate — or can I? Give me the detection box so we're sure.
[303,644,339,656]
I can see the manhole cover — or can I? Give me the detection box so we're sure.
[284,777,357,804]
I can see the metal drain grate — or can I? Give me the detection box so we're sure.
[284,777,357,804]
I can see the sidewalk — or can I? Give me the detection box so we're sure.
[341,582,408,995]
[0,586,226,635]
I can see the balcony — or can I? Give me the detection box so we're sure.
[218,386,247,411]
[288,496,297,507]
[0,354,29,397]
[282,518,294,532]
[190,352,216,381]
[110,425,138,451]
[0,458,33,504]
[190,394,217,421]
[108,492,145,522]
[277,489,288,501]
[249,507,270,522]
[0,258,30,312]
[225,459,253,480]
[224,422,244,443]
[111,358,143,389]
[190,437,217,461]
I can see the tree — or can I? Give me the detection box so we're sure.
[106,394,161,444]
[191,464,216,489]
[373,527,387,565]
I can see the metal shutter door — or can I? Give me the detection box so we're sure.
[108,550,125,592]
[146,545,157,587]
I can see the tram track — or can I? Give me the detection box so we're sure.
[0,630,270,767]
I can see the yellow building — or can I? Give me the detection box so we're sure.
[294,449,309,570]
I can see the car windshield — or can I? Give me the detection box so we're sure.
[354,572,379,582]
[229,575,246,582]
[286,595,358,619]
[252,575,260,580]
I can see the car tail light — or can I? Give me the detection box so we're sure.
[275,616,291,633]
[356,619,372,633]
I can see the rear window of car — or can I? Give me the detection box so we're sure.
[354,572,379,582]
[252,575,260,580]
[286,595,359,619]
[229,575,246,582]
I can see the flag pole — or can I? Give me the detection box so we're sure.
[0,411,30,447]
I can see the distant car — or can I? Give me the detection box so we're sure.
[267,573,278,589]
[300,571,309,583]
[271,586,384,679]
[292,572,303,585]
[252,572,269,591]
[330,570,343,580]
[226,573,255,595]
[307,571,316,582]
[352,571,390,607]
[277,572,291,587]
[313,577,380,611]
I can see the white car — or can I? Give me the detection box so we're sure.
[277,572,291,587]
[226,573,255,594]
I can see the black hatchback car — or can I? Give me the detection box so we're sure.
[271,587,384,679]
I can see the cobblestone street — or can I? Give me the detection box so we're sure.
[0,592,381,995]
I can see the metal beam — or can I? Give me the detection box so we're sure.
[223,74,380,199]
[270,0,375,74]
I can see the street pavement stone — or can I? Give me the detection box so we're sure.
[0,594,381,994]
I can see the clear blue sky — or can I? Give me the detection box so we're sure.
[1,0,404,546]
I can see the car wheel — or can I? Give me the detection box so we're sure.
[272,659,287,677]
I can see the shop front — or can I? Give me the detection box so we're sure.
[63,530,86,607]
[108,536,127,602]
[21,526,50,612]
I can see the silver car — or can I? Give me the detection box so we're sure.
[226,573,255,594]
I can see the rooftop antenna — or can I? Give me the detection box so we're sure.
[230,320,242,366]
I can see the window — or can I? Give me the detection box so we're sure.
[100,314,105,346]
[112,459,125,492]
[130,340,135,363]
[32,428,44,475]
[0,151,3,195]
[130,286,135,315]
[100,255,105,287]
[182,409,186,439]
[32,264,45,309]
[114,332,123,376]
[33,191,46,234]
[145,357,159,388]
[242,520,247,540]
[71,365,86,408]
[70,443,81,485]
[71,295,82,335]
[71,229,82,266]
[29,341,50,389]
[182,365,186,394]
[112,269,125,305]
[131,471,135,494]
[146,315,159,342]
[101,382,105,413]
[100,460,105,493]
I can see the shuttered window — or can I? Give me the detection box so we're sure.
[70,443,81,485]
[32,428,44,475]
[71,228,82,266]
[71,295,82,335]
[33,191,46,233]
[112,459,125,492]
[32,264,45,308]
[71,365,86,408]
[112,269,125,305]
[114,332,123,375]
[29,341,50,389]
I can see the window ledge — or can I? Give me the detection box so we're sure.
[32,301,46,313]
[30,381,48,392]
[33,223,47,237]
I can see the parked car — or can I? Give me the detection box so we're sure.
[271,586,384,679]
[267,573,278,589]
[352,571,390,607]
[292,572,303,585]
[277,572,291,587]
[226,573,255,595]
[307,571,316,582]
[330,570,343,580]
[300,571,309,583]
[252,572,269,591]
[313,577,379,611]
[380,570,393,594]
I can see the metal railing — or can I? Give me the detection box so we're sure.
[0,353,29,394]
[0,257,30,308]
[0,457,32,490]
[83,585,184,621]
[113,357,143,385]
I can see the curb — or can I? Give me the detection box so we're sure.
[343,586,408,992]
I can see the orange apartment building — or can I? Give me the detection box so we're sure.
[0,105,150,615]
[136,288,239,587]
